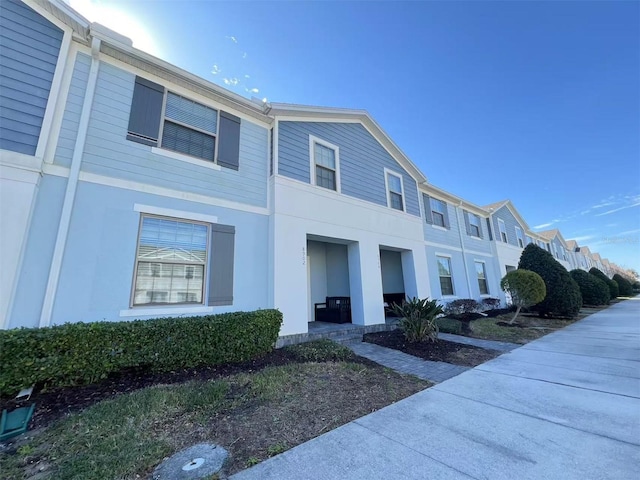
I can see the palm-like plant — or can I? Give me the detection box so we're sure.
[389,297,444,343]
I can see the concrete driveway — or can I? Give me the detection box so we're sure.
[232,298,640,480]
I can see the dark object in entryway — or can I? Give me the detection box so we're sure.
[315,297,352,323]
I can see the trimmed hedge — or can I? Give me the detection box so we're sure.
[612,274,634,297]
[570,269,610,306]
[0,310,282,396]
[590,267,619,299]
[518,244,582,318]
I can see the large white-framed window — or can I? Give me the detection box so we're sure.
[309,135,340,192]
[515,226,524,248]
[436,255,454,296]
[498,219,508,243]
[468,213,482,237]
[475,261,489,295]
[430,198,447,227]
[384,168,405,212]
[132,215,209,307]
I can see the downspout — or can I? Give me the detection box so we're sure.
[39,37,101,327]
[455,202,473,297]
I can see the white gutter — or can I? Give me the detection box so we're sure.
[456,201,474,297]
[39,37,101,327]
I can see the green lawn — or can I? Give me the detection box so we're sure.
[0,341,428,479]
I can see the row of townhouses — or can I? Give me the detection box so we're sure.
[0,0,627,337]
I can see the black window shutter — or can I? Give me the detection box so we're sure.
[423,194,433,224]
[127,76,164,146]
[486,218,493,240]
[443,203,450,229]
[218,111,241,170]
[208,224,235,306]
[463,210,471,235]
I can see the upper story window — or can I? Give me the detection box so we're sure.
[127,76,241,170]
[515,227,524,248]
[468,213,482,237]
[498,219,508,243]
[430,198,448,227]
[385,169,405,211]
[526,235,533,245]
[309,135,340,192]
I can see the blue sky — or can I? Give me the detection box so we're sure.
[69,0,639,273]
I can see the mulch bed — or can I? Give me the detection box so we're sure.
[0,348,374,431]
[364,330,501,367]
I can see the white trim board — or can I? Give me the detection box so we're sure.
[41,164,270,216]
[134,204,218,224]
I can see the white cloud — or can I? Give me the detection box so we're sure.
[572,235,595,243]
[248,88,259,94]
[244,74,250,79]
[262,97,268,103]
[243,52,247,59]
[211,64,221,75]
[223,78,239,86]
[226,36,238,43]
[595,202,640,217]
[533,222,554,229]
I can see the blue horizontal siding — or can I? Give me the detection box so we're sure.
[0,0,63,155]
[54,53,91,167]
[423,197,462,247]
[492,205,525,248]
[78,62,268,207]
[278,121,420,216]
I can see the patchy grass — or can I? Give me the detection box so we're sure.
[468,306,609,344]
[0,342,428,479]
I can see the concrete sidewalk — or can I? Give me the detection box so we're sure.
[232,298,640,480]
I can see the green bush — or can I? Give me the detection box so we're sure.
[518,244,582,318]
[284,339,354,362]
[570,270,610,306]
[612,274,634,297]
[500,269,546,323]
[590,267,619,299]
[0,310,282,396]
[436,317,462,335]
[443,299,480,316]
[390,297,444,343]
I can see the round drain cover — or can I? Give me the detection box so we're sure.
[182,457,205,471]
[152,443,229,479]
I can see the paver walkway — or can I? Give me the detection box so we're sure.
[439,332,520,352]
[348,341,469,382]
[232,298,640,480]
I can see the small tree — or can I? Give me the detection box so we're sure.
[390,297,444,343]
[500,269,546,324]
[570,269,610,306]
[590,267,619,299]
[518,244,582,318]
[613,274,634,297]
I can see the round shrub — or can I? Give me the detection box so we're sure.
[570,269,610,306]
[518,244,582,318]
[590,267,619,299]
[613,274,634,296]
[500,269,546,323]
